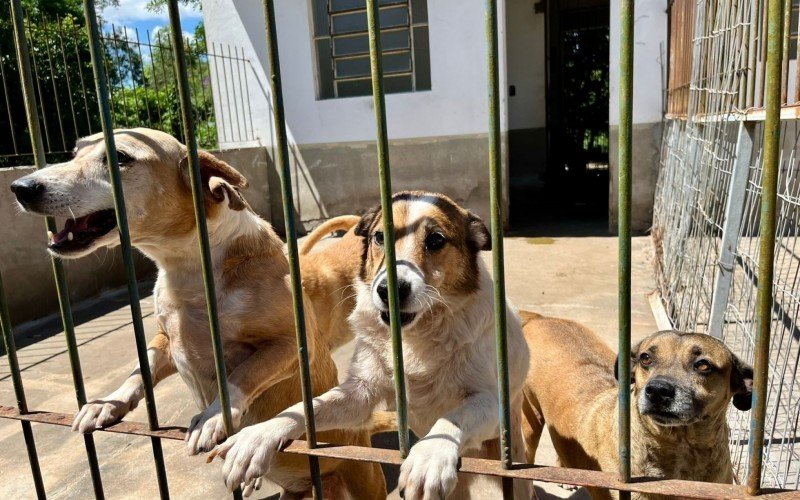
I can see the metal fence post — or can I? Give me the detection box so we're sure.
[708,122,756,338]
[748,0,784,494]
[10,1,105,497]
[365,0,411,458]
[80,2,172,497]
[0,270,46,499]
[617,0,634,493]
[262,1,324,497]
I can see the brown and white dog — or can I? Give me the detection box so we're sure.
[519,312,753,499]
[9,128,385,498]
[210,191,533,499]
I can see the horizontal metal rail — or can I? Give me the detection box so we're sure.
[2,407,798,499]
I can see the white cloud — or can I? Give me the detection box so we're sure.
[100,0,202,26]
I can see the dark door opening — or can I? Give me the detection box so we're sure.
[510,0,610,233]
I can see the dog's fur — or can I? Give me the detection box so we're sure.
[10,128,385,498]
[519,312,753,499]
[209,191,532,499]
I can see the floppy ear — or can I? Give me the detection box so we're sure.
[354,203,382,237]
[180,150,249,210]
[467,211,491,252]
[614,340,642,383]
[730,354,754,411]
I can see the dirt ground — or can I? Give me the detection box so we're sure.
[0,234,657,499]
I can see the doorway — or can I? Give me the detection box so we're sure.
[509,0,610,233]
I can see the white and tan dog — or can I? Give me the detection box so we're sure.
[210,191,532,499]
[10,128,385,498]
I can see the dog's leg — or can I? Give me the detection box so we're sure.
[209,370,385,491]
[398,391,499,500]
[72,331,175,433]
[521,385,545,465]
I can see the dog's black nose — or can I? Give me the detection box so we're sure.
[10,178,45,205]
[376,279,412,305]
[645,378,676,403]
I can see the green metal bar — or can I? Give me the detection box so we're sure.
[617,0,634,493]
[262,2,324,497]
[484,1,513,498]
[0,271,46,499]
[748,0,784,494]
[10,1,105,497]
[81,1,171,498]
[365,0,411,459]
[164,3,241,499]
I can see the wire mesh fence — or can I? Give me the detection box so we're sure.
[0,7,255,167]
[655,0,800,489]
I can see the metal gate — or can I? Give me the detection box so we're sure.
[0,0,796,498]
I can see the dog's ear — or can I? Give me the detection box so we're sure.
[466,211,491,252]
[730,354,754,412]
[614,339,642,383]
[354,203,382,237]
[180,150,249,210]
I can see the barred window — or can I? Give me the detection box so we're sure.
[311,0,431,99]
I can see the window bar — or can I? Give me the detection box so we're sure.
[484,1,513,498]
[748,0,783,494]
[618,0,634,496]
[365,0,411,458]
[262,2,324,497]
[10,0,105,497]
[81,1,172,498]
[164,2,242,499]
[0,271,46,499]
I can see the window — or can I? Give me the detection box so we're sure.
[311,0,431,99]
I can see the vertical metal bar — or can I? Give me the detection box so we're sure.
[72,28,93,133]
[133,28,153,125]
[748,0,784,494]
[226,45,242,142]
[26,15,52,152]
[56,16,80,139]
[219,42,236,143]
[484,1,513,498]
[708,122,755,339]
[365,0,411,459]
[0,43,19,154]
[780,0,791,104]
[233,46,248,142]
[80,1,172,498]
[209,43,228,143]
[146,30,165,130]
[262,2,323,497]
[0,270,46,499]
[796,4,800,102]
[123,26,145,124]
[41,14,67,150]
[617,0,634,492]
[10,1,105,497]
[164,4,242,499]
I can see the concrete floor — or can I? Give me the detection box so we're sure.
[1,234,657,499]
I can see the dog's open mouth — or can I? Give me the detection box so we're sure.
[49,209,117,253]
[380,310,417,326]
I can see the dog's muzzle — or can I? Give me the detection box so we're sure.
[639,377,697,425]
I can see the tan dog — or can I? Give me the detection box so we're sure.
[10,128,385,498]
[210,191,532,499]
[519,312,753,499]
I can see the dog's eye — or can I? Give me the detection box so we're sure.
[639,352,653,366]
[694,360,713,373]
[373,231,384,246]
[116,150,135,166]
[425,232,446,251]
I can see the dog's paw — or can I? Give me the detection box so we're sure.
[72,398,133,434]
[398,436,460,500]
[208,420,291,492]
[185,399,242,455]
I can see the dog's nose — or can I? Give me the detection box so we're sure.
[376,279,412,306]
[10,178,45,205]
[645,378,676,403]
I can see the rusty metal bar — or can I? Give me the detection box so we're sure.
[2,407,800,499]
[748,0,784,494]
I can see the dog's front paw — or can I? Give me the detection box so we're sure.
[208,420,291,492]
[72,398,133,434]
[185,399,242,455]
[399,437,460,500]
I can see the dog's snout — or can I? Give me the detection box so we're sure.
[10,178,45,205]
[645,378,676,403]
[376,279,412,305]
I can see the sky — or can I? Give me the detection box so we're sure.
[99,0,203,38]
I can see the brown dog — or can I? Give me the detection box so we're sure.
[10,128,385,498]
[520,312,753,499]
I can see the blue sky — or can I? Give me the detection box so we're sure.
[99,0,203,38]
